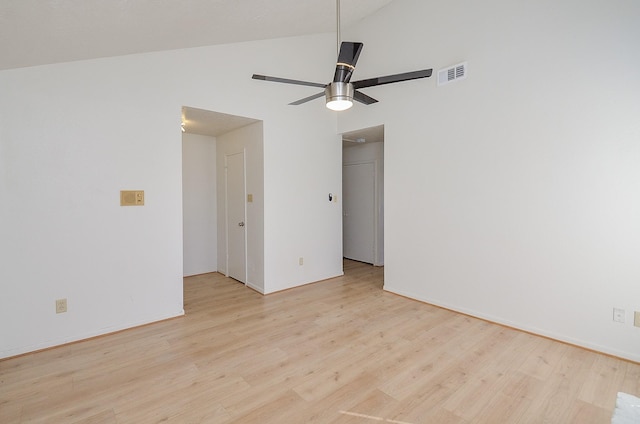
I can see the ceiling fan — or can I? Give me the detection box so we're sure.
[251,1,432,111]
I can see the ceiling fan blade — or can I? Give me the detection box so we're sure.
[352,69,433,89]
[252,74,326,89]
[353,90,378,105]
[289,91,325,106]
[337,42,364,68]
[333,42,364,83]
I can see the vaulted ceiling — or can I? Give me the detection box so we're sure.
[0,0,394,71]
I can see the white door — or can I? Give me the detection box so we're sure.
[225,152,246,283]
[343,161,375,264]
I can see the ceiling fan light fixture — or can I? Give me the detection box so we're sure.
[325,82,354,111]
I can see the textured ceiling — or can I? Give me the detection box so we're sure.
[0,0,394,71]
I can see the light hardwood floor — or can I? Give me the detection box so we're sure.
[1,260,638,423]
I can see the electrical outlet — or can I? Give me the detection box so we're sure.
[613,308,625,323]
[56,299,67,314]
[635,311,640,327]
[299,257,304,266]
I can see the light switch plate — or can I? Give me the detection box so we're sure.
[120,190,144,206]
[635,311,640,327]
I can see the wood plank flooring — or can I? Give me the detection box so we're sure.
[1,260,639,423]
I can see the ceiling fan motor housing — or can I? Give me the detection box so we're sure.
[325,82,354,110]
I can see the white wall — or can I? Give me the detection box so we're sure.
[0,33,343,358]
[183,132,217,277]
[217,122,265,293]
[0,58,186,359]
[339,0,640,361]
[343,140,385,266]
[262,113,344,293]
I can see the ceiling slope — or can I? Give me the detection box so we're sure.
[0,0,394,70]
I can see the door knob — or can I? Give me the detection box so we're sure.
[238,222,245,227]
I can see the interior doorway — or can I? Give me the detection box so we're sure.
[181,106,263,292]
[342,125,384,266]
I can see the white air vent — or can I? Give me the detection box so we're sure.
[437,62,467,86]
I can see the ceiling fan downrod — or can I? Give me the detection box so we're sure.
[336,0,341,56]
